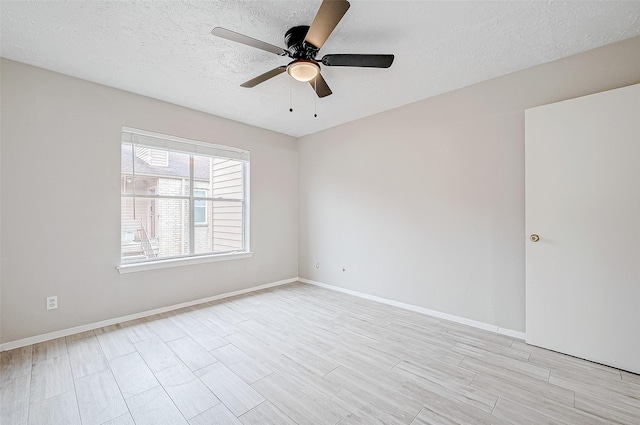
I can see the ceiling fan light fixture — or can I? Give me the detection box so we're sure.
[287,60,320,82]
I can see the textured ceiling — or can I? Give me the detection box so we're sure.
[2,1,640,137]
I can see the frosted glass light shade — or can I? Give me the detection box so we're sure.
[287,60,320,82]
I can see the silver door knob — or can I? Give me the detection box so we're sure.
[530,234,540,242]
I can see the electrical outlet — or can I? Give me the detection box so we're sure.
[47,296,58,310]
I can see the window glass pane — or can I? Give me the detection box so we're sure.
[193,156,213,200]
[121,197,159,261]
[194,207,206,224]
[194,155,212,195]
[212,200,244,253]
[194,204,206,224]
[213,159,243,200]
[121,144,133,174]
[194,189,207,224]
[121,144,190,196]
[193,200,244,255]
[122,176,161,196]
[194,200,244,255]
[194,200,212,254]
[121,197,190,262]
[121,197,142,260]
[155,198,190,258]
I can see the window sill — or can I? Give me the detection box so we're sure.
[117,251,253,274]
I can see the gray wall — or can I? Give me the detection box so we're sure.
[0,59,299,343]
[297,36,640,333]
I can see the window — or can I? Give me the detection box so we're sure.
[194,189,207,224]
[120,127,250,268]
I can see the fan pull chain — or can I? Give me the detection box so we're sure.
[289,77,293,112]
[314,77,318,118]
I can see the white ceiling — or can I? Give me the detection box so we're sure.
[2,1,639,137]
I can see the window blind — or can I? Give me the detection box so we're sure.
[122,127,250,161]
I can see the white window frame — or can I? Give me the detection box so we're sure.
[118,127,251,274]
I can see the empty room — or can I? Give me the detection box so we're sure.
[1,1,639,424]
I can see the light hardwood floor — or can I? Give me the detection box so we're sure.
[1,283,639,425]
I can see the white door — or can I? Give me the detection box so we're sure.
[525,83,640,374]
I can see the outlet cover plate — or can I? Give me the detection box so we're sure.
[47,296,57,310]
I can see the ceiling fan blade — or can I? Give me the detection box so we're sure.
[241,66,287,88]
[310,73,332,98]
[304,0,350,49]
[211,27,288,56]
[321,54,394,68]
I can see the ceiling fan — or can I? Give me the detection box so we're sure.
[211,0,394,98]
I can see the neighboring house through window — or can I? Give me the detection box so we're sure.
[194,189,207,225]
[120,127,250,266]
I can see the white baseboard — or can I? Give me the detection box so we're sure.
[0,277,297,352]
[299,278,526,340]
[1,276,526,351]
[497,327,527,340]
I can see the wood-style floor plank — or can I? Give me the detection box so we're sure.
[1,374,30,425]
[264,353,342,398]
[330,387,415,425]
[622,370,640,385]
[404,385,510,425]
[108,352,159,399]
[169,312,228,351]
[211,343,273,384]
[28,390,81,425]
[66,332,109,380]
[2,282,639,425]
[550,366,640,399]
[74,369,128,425]
[144,313,187,342]
[574,392,640,425]
[0,346,32,383]
[399,377,497,415]
[492,398,563,425]
[196,362,265,416]
[133,337,180,373]
[455,346,550,381]
[189,403,243,425]
[492,391,608,425]
[32,337,68,364]
[101,413,135,425]
[155,363,220,420]
[120,319,157,344]
[94,325,136,361]
[125,386,188,425]
[462,356,575,406]
[29,355,74,403]
[251,371,348,425]
[166,336,218,372]
[238,401,299,425]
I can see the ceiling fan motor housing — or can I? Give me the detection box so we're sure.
[285,26,319,60]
